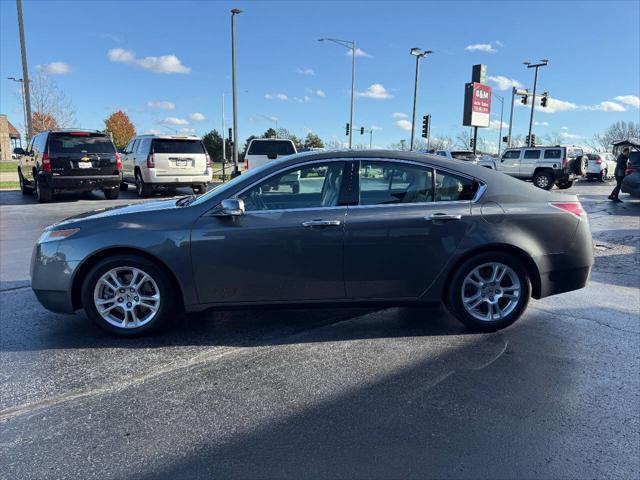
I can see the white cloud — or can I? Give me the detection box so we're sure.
[392,112,408,119]
[264,94,273,100]
[371,125,383,131]
[296,67,315,76]
[357,83,392,99]
[518,96,579,113]
[489,120,508,130]
[495,40,505,47]
[160,117,189,126]
[147,100,175,110]
[561,126,569,130]
[487,76,523,91]
[179,127,196,134]
[37,61,70,75]
[316,89,326,97]
[143,129,163,135]
[265,93,288,101]
[534,120,550,127]
[465,43,496,53]
[560,131,582,140]
[188,112,206,122]
[613,95,640,109]
[587,101,626,112]
[396,119,412,131]
[346,48,372,58]
[304,95,311,102]
[107,48,191,74]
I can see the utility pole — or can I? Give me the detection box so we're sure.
[230,8,242,176]
[409,48,433,150]
[524,59,548,147]
[495,94,504,156]
[507,87,516,148]
[16,0,32,141]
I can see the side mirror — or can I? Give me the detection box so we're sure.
[13,147,25,155]
[215,198,245,217]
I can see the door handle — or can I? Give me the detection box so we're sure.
[425,213,462,222]
[302,220,341,228]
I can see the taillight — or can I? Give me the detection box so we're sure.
[562,158,569,168]
[206,154,212,168]
[244,159,248,170]
[147,153,155,168]
[42,153,51,173]
[115,152,122,172]
[551,202,586,218]
[594,159,602,165]
[68,132,91,136]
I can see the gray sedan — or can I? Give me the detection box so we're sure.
[30,150,593,336]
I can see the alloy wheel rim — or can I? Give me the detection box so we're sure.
[461,262,521,322]
[93,266,160,329]
[537,176,549,188]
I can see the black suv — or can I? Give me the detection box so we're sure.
[16,129,122,202]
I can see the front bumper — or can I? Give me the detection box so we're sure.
[42,173,121,191]
[30,242,79,313]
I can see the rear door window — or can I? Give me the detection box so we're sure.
[502,150,520,159]
[359,161,434,205]
[524,150,541,159]
[152,139,205,154]
[48,134,115,154]
[544,149,561,159]
[435,171,477,202]
[248,140,296,156]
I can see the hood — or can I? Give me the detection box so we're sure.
[54,198,179,228]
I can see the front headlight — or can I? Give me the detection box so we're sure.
[38,228,80,244]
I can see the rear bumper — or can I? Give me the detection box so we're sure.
[621,176,640,196]
[31,243,78,313]
[143,168,212,185]
[41,173,121,191]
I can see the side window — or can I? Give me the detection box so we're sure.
[524,150,541,159]
[544,149,561,159]
[238,161,344,212]
[124,140,134,154]
[502,150,520,160]
[359,161,434,206]
[139,138,151,154]
[435,171,477,202]
[36,134,47,153]
[437,151,446,157]
[131,139,140,154]
[26,137,35,154]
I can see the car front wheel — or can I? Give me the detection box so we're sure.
[446,252,531,331]
[82,255,174,336]
[533,171,554,190]
[599,169,608,183]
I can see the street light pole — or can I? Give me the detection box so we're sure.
[409,48,433,151]
[495,94,504,156]
[524,59,548,147]
[16,0,32,142]
[507,87,516,148]
[230,8,242,176]
[8,77,27,143]
[319,37,357,149]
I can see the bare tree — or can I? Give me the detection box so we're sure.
[589,121,640,151]
[29,72,77,133]
[455,130,472,149]
[426,136,454,151]
[544,131,565,146]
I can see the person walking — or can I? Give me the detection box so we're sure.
[609,147,630,203]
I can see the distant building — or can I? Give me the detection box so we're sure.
[0,114,22,161]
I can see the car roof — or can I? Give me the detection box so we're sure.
[136,134,201,140]
[249,138,295,142]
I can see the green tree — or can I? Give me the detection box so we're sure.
[303,132,324,149]
[263,128,277,139]
[242,135,258,157]
[276,128,303,151]
[202,129,231,161]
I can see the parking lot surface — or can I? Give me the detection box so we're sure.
[1,181,638,479]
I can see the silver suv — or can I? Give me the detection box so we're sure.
[120,135,212,197]
[479,146,587,190]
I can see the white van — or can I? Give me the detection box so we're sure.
[120,135,212,197]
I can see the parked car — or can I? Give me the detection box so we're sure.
[120,134,212,197]
[478,146,587,190]
[244,138,299,191]
[621,150,640,197]
[586,152,617,182]
[31,150,593,337]
[16,129,121,203]
[433,150,481,164]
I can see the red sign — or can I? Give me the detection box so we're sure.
[472,83,492,114]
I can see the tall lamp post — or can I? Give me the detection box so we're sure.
[409,48,433,151]
[494,93,504,156]
[8,77,28,143]
[319,37,356,149]
[16,0,32,142]
[524,59,548,147]
[230,8,242,176]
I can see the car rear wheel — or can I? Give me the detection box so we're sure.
[192,184,208,194]
[533,171,554,190]
[135,172,152,198]
[18,169,32,195]
[34,176,53,203]
[119,182,129,191]
[556,180,574,190]
[103,188,119,200]
[81,255,174,336]
[599,169,608,183]
[446,252,531,331]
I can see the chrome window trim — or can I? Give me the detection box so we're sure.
[241,205,347,215]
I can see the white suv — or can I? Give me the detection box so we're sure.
[120,135,212,197]
[586,152,617,182]
[479,146,587,190]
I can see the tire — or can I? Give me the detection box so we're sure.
[81,254,174,336]
[135,171,152,198]
[103,188,119,200]
[446,252,531,332]
[533,171,554,190]
[119,182,129,191]
[599,169,607,183]
[556,180,574,190]
[18,169,32,195]
[34,176,53,203]
[574,156,588,176]
[192,184,208,194]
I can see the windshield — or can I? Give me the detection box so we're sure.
[248,140,296,156]
[49,134,115,154]
[152,139,205,154]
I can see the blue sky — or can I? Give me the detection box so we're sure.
[1,0,639,150]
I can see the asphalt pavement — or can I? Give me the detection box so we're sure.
[0,180,638,479]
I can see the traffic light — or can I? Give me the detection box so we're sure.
[525,134,530,146]
[502,136,509,143]
[360,127,365,135]
[521,94,528,105]
[228,127,233,141]
[541,92,549,108]
[345,123,350,136]
[469,137,475,149]
[421,115,430,138]
[530,134,536,146]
